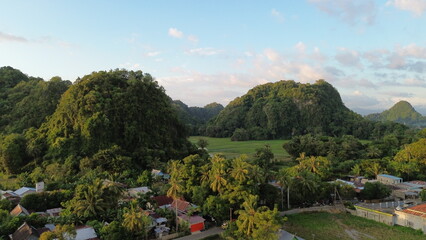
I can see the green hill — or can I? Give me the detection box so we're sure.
[0,66,71,134]
[0,68,195,174]
[366,101,426,127]
[206,80,406,140]
[206,80,361,140]
[173,100,223,135]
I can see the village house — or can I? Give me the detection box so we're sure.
[169,199,206,233]
[377,174,403,185]
[395,203,426,233]
[9,222,39,240]
[126,186,151,198]
[10,204,30,217]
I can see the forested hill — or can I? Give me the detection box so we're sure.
[206,80,407,140]
[0,66,71,134]
[0,67,195,174]
[173,100,224,135]
[366,101,426,127]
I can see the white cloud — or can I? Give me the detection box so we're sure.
[185,47,224,56]
[187,35,198,43]
[145,51,161,57]
[119,62,142,70]
[264,48,280,62]
[335,48,362,68]
[309,0,377,25]
[387,0,426,16]
[295,42,306,53]
[0,32,28,43]
[271,9,284,22]
[168,28,184,38]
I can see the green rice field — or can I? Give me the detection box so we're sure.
[188,136,291,162]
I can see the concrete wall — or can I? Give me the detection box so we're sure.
[395,211,426,233]
[353,206,395,226]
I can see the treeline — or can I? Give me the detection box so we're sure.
[283,129,426,180]
[206,80,408,140]
[0,67,196,175]
[173,100,223,135]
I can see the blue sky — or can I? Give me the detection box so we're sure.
[1,0,426,114]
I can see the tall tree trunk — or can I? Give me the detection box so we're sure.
[287,186,291,209]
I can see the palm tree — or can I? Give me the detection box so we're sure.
[230,155,250,183]
[277,167,294,209]
[167,178,183,233]
[209,155,227,193]
[236,194,258,237]
[73,179,106,218]
[250,165,265,185]
[168,160,183,180]
[199,164,211,187]
[122,201,151,239]
[367,162,382,178]
[299,156,330,178]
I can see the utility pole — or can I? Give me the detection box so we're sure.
[230,207,233,221]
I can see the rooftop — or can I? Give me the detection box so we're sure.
[401,203,426,217]
[378,174,403,180]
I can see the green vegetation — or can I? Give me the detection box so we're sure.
[284,212,424,240]
[206,80,406,140]
[0,68,196,174]
[367,100,426,127]
[173,100,224,135]
[189,136,291,161]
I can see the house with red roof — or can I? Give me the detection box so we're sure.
[168,199,205,233]
[395,203,426,233]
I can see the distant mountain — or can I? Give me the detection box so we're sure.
[366,101,426,127]
[173,100,224,135]
[205,80,403,140]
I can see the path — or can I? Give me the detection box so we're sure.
[174,227,224,240]
[280,204,346,216]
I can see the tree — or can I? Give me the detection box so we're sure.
[420,189,426,202]
[298,155,330,178]
[40,224,76,240]
[361,182,391,200]
[209,155,228,193]
[234,194,282,240]
[122,201,151,239]
[230,155,250,183]
[277,167,294,209]
[197,138,209,149]
[72,179,107,219]
[0,133,28,174]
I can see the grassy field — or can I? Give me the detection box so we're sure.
[189,136,291,162]
[284,212,425,240]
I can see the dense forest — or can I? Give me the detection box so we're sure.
[0,67,196,174]
[206,80,406,140]
[173,100,224,135]
[366,100,426,128]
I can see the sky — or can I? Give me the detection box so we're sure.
[1,0,426,115]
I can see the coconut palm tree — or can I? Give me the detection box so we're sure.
[236,194,258,237]
[209,155,227,193]
[230,155,250,183]
[73,179,107,218]
[122,201,151,239]
[277,167,294,209]
[167,178,183,233]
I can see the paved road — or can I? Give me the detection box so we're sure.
[174,227,224,240]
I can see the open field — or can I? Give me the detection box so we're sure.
[189,136,291,162]
[284,212,425,240]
